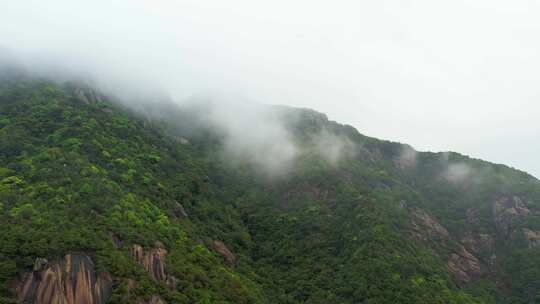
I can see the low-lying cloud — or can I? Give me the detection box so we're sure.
[395,146,418,171]
[314,129,355,165]
[1,50,358,178]
[191,96,356,176]
[205,100,300,176]
[443,162,473,183]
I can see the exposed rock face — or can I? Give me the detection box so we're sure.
[131,242,167,282]
[11,254,112,304]
[172,200,188,219]
[123,278,137,301]
[461,233,495,255]
[411,208,450,241]
[409,208,485,286]
[211,240,236,267]
[131,242,177,289]
[492,196,530,237]
[33,258,48,272]
[523,228,540,248]
[447,246,482,286]
[362,147,384,163]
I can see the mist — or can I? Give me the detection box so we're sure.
[204,99,300,176]
[443,163,473,184]
[176,94,356,176]
[2,0,540,177]
[313,129,355,165]
[395,146,418,171]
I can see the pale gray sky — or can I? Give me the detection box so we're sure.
[2,0,540,177]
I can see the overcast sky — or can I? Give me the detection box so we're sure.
[2,0,540,177]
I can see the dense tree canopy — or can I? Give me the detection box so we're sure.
[1,78,539,303]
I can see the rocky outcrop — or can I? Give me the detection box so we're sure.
[492,196,531,237]
[122,278,137,301]
[172,200,188,219]
[211,240,236,267]
[131,242,177,289]
[408,208,485,286]
[523,228,540,248]
[131,242,167,282]
[411,208,450,241]
[11,254,112,304]
[33,258,48,272]
[461,233,495,255]
[362,146,384,163]
[447,246,482,286]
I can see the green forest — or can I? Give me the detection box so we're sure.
[1,76,540,303]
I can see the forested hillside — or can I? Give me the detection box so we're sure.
[1,76,540,303]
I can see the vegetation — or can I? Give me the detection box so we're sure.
[1,76,539,303]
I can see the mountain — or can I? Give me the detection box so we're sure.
[1,76,540,303]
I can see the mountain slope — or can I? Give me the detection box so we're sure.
[0,80,267,303]
[1,77,540,303]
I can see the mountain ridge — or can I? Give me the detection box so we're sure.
[1,77,540,303]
